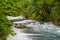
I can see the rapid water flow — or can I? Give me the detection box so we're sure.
[7,16,60,40]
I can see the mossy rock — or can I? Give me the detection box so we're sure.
[15,25,27,29]
[19,25,27,29]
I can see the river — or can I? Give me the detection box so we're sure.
[7,16,60,40]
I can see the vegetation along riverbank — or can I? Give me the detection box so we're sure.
[0,0,60,40]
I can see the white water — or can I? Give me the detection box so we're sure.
[7,16,60,40]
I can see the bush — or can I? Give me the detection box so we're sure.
[0,0,60,40]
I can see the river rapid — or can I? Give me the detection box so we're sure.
[7,16,60,40]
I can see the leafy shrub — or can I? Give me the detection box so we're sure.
[0,0,60,40]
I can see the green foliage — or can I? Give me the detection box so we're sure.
[50,1,60,26]
[21,0,54,21]
[20,0,60,26]
[0,0,60,40]
[0,0,21,40]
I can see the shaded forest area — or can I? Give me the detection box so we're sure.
[0,0,60,40]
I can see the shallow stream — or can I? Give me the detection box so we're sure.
[7,16,60,40]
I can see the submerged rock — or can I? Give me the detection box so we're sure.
[14,24,26,29]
